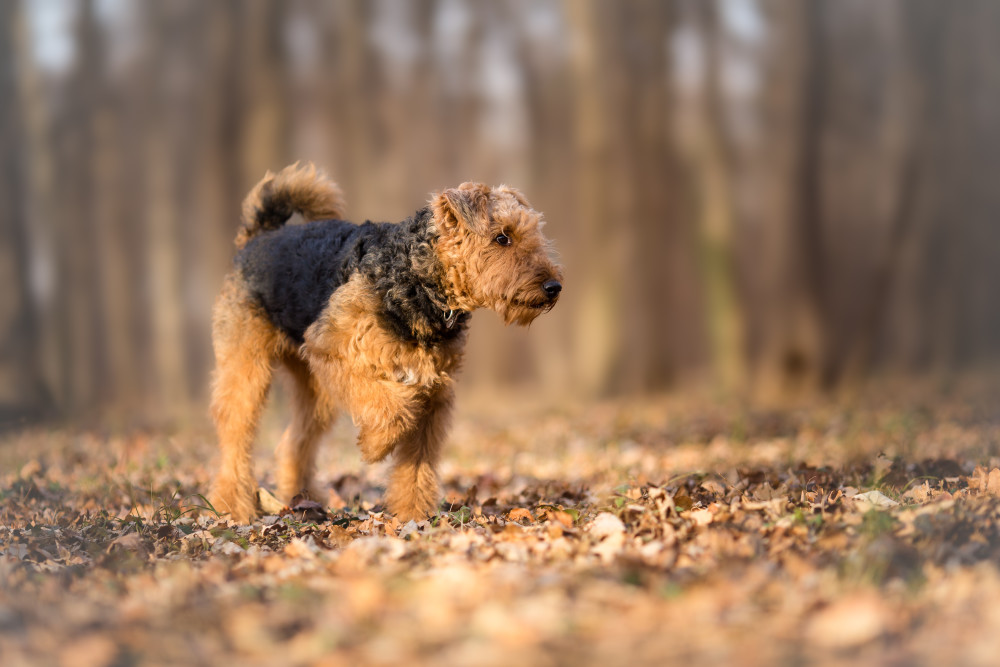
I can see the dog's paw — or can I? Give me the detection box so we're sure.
[208,486,258,524]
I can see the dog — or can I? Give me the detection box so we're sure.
[209,163,562,522]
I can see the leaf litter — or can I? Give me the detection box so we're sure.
[2,386,1000,665]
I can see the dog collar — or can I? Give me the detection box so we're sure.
[443,309,468,329]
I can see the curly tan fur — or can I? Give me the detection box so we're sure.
[209,165,561,523]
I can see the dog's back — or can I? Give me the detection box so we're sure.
[236,220,380,343]
[233,162,371,344]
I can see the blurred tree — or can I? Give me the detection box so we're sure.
[565,0,624,396]
[54,0,104,415]
[0,0,48,423]
[675,0,743,393]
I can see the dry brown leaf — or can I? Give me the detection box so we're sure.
[753,482,782,501]
[289,498,328,523]
[987,469,1000,496]
[687,508,714,526]
[852,490,899,510]
[108,533,144,553]
[506,507,534,524]
[542,509,574,529]
[588,512,625,539]
[591,532,625,562]
[284,537,319,560]
[700,479,726,496]
[257,487,287,515]
[902,481,933,504]
[215,540,245,556]
[872,453,894,483]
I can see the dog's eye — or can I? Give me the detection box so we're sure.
[495,232,512,246]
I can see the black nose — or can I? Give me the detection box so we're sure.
[542,279,562,299]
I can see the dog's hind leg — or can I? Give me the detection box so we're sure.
[275,355,335,504]
[209,276,281,523]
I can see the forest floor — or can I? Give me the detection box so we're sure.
[2,378,1000,666]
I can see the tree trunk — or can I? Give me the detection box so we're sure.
[0,0,48,423]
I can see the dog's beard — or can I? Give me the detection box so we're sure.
[498,299,555,326]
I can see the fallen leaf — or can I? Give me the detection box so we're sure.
[901,481,933,504]
[288,498,328,523]
[546,509,575,529]
[988,469,1000,496]
[284,536,319,560]
[398,520,421,540]
[156,524,180,539]
[852,490,899,510]
[753,482,782,501]
[687,508,714,526]
[872,453,894,483]
[506,507,534,524]
[700,479,726,496]
[108,533,144,553]
[591,532,626,563]
[588,512,625,539]
[673,492,694,511]
[257,487,287,515]
[214,540,245,556]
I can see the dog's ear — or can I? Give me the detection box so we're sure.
[440,182,491,236]
[494,185,531,210]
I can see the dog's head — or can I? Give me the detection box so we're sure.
[432,182,562,325]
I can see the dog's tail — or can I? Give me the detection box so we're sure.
[235,162,346,249]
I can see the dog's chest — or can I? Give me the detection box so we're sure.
[304,273,466,390]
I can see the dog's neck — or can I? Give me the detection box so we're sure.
[362,208,470,345]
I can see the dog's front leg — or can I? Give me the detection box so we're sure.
[385,384,453,522]
[347,377,422,464]
[305,348,420,463]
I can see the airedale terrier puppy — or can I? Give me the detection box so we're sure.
[209,163,562,523]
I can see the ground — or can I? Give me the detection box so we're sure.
[2,379,1000,666]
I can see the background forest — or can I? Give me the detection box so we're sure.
[2,0,1000,427]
